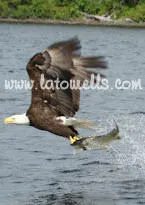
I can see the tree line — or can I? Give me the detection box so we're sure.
[0,0,145,22]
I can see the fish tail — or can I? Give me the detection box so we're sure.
[113,119,119,133]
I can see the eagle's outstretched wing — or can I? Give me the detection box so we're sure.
[26,37,107,118]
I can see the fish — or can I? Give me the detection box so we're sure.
[69,120,120,150]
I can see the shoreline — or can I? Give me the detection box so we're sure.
[0,17,145,28]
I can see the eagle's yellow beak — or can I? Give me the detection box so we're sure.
[4,117,15,124]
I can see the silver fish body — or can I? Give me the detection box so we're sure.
[72,121,120,150]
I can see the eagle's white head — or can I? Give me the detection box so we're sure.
[4,113,30,125]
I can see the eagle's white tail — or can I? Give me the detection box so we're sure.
[56,116,96,129]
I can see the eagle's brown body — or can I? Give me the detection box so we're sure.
[26,38,107,138]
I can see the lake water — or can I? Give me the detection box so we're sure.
[0,23,145,205]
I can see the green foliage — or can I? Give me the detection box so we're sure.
[10,5,32,18]
[0,1,8,17]
[0,0,145,22]
[121,4,145,22]
[75,0,102,14]
[120,0,140,6]
[53,5,81,20]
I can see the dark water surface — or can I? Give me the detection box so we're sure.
[0,23,145,205]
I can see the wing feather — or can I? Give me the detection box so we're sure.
[26,37,107,118]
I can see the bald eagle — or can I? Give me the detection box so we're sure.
[4,37,107,144]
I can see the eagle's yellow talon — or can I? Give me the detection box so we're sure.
[69,136,79,144]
